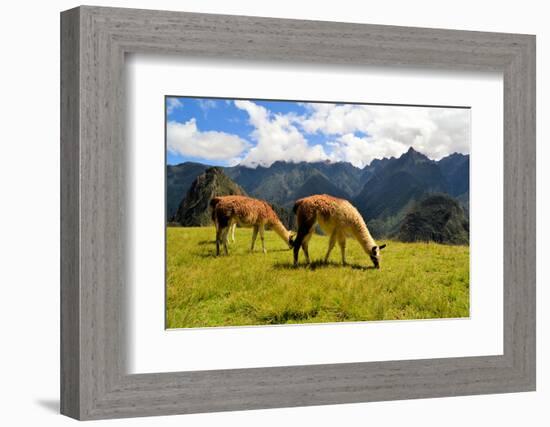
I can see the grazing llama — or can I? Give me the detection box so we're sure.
[210,195,294,256]
[292,194,386,268]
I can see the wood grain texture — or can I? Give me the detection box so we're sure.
[60,6,536,420]
[60,7,80,419]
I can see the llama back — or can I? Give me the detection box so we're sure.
[212,195,273,225]
[293,194,341,220]
[294,194,371,232]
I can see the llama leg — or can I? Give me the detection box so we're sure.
[301,230,314,264]
[324,230,337,263]
[294,219,315,266]
[221,227,230,255]
[293,234,303,266]
[259,225,267,254]
[230,223,236,243]
[250,225,259,252]
[301,241,310,264]
[215,213,230,255]
[293,228,306,266]
[338,233,347,265]
[215,227,222,256]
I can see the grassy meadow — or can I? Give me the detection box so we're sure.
[166,226,469,328]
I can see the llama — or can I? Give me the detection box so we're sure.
[210,195,294,256]
[292,194,386,268]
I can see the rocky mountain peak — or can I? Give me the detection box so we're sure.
[173,167,246,226]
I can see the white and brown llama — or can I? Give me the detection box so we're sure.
[210,195,294,256]
[292,194,386,268]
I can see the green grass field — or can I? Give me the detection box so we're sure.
[166,226,469,328]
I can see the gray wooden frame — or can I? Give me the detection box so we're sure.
[60,5,536,420]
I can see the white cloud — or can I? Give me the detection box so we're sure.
[197,99,218,117]
[167,119,249,162]
[296,103,470,164]
[234,100,329,167]
[300,103,373,135]
[166,97,183,115]
[198,99,217,110]
[326,134,408,168]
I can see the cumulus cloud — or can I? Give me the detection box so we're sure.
[166,97,183,115]
[234,100,328,167]
[300,103,373,135]
[296,103,470,164]
[326,134,408,168]
[167,118,249,162]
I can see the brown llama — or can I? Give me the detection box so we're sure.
[210,195,294,256]
[292,194,386,268]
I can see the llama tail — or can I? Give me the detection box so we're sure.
[210,197,222,223]
[210,196,222,209]
[292,198,305,214]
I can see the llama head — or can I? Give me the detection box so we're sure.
[288,231,297,249]
[369,244,386,269]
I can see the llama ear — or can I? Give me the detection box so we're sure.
[379,244,387,250]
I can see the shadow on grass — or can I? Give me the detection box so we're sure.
[194,252,219,259]
[265,248,294,253]
[273,260,375,271]
[194,247,292,258]
[197,240,216,245]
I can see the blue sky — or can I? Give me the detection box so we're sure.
[166,96,470,168]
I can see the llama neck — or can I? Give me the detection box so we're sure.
[353,221,377,253]
[269,219,291,244]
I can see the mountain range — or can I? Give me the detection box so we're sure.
[166,147,470,242]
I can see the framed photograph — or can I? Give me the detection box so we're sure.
[61,6,536,420]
